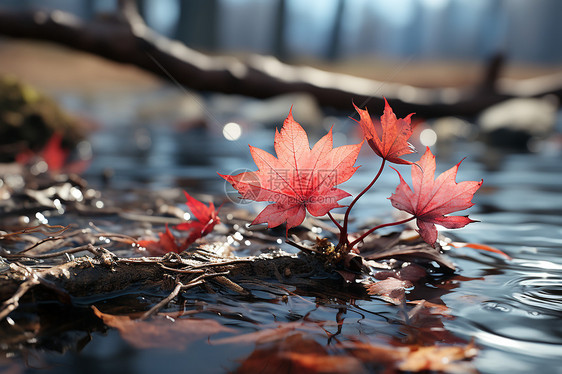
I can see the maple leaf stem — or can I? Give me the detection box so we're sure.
[327,212,343,231]
[348,216,415,249]
[338,159,386,247]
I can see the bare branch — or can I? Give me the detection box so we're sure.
[0,8,560,116]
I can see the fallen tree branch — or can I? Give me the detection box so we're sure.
[0,8,560,117]
[0,245,332,319]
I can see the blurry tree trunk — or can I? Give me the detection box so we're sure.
[272,0,289,61]
[175,0,218,52]
[326,0,344,61]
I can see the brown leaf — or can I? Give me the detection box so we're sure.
[398,343,478,373]
[366,277,413,305]
[213,322,322,345]
[346,341,478,373]
[373,263,427,282]
[359,230,456,271]
[407,300,451,318]
[92,306,234,350]
[396,263,427,282]
[365,242,455,271]
[234,333,367,374]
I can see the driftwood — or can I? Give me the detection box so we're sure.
[0,6,561,117]
[0,244,361,320]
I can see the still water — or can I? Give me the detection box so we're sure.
[11,91,562,373]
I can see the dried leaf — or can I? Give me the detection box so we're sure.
[347,341,478,373]
[366,277,413,305]
[213,322,322,345]
[234,333,366,374]
[92,306,234,350]
[364,242,456,271]
[398,343,478,373]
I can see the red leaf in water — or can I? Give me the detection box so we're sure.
[175,191,220,248]
[136,224,180,256]
[389,147,482,246]
[220,109,362,232]
[353,98,415,164]
[92,307,234,350]
[136,192,219,255]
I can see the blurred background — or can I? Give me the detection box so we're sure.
[3,0,562,64]
[0,0,561,189]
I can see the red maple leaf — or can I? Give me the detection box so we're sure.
[175,191,220,248]
[136,192,220,255]
[220,109,362,231]
[389,147,482,246]
[136,224,180,256]
[353,98,415,164]
[16,132,90,174]
[16,132,70,172]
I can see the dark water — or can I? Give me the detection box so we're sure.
[8,91,562,373]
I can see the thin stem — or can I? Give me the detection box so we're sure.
[338,159,386,247]
[327,212,342,231]
[348,216,415,249]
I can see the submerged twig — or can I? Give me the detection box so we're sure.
[0,278,40,320]
[140,271,231,320]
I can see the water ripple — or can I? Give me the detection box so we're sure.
[508,276,562,313]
